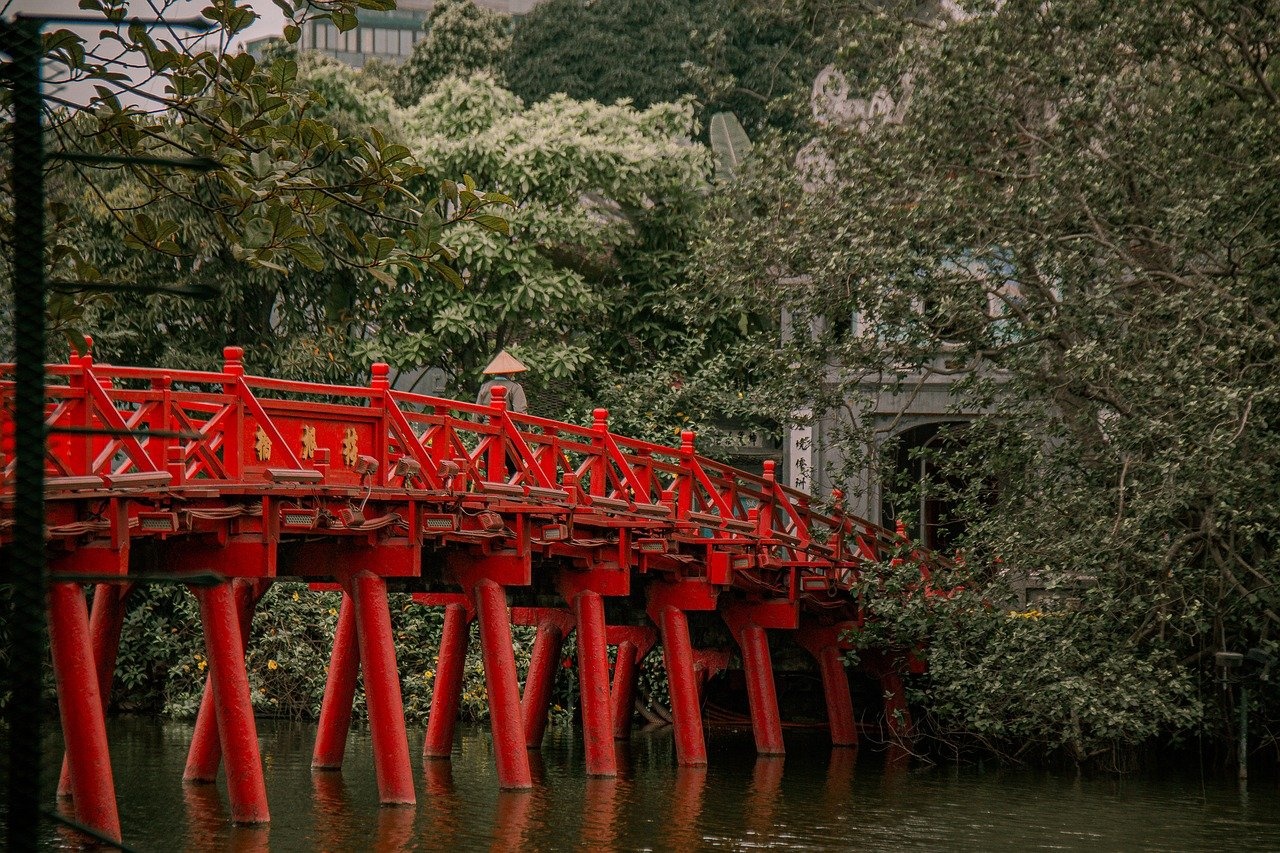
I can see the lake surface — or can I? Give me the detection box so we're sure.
[35,717,1280,851]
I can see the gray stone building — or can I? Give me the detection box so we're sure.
[291,0,541,68]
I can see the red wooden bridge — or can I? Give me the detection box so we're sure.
[0,345,932,845]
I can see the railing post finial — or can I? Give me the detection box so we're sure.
[592,408,609,432]
[680,430,696,454]
[489,383,508,411]
[370,362,390,391]
[223,346,245,377]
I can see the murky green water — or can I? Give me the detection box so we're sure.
[36,718,1280,851]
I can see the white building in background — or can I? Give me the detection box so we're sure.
[783,58,1000,551]
[291,0,542,67]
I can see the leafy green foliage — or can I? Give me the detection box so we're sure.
[390,0,512,107]
[1,0,510,356]
[505,0,859,133]
[698,0,1280,758]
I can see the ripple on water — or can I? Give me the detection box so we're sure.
[33,719,1280,852]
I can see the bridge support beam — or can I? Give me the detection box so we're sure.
[611,640,639,741]
[654,605,705,766]
[518,609,573,750]
[647,580,718,767]
[572,589,616,777]
[186,579,264,783]
[58,582,130,799]
[423,602,472,759]
[604,625,656,741]
[194,580,269,824]
[348,572,415,805]
[49,580,122,844]
[796,623,858,748]
[313,590,360,769]
[723,600,796,756]
[737,625,785,755]
[473,578,533,790]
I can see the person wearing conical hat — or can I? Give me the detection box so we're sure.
[476,349,528,413]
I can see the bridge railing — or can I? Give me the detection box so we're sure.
[1,346,908,580]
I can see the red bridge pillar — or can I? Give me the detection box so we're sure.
[446,553,534,790]
[604,625,656,741]
[58,582,131,799]
[348,572,415,805]
[194,580,269,824]
[186,579,266,783]
[48,580,122,844]
[422,600,473,759]
[796,622,858,748]
[722,600,797,756]
[513,607,574,750]
[646,580,719,767]
[313,590,360,769]
[474,577,533,789]
[572,588,615,776]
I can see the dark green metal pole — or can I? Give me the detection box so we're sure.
[3,16,47,852]
[1239,685,1248,783]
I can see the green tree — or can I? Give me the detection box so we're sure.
[358,72,714,405]
[390,0,511,107]
[2,0,509,364]
[505,0,858,133]
[698,0,1280,759]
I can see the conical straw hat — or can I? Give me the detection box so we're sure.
[482,350,528,375]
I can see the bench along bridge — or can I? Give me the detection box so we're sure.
[0,345,935,846]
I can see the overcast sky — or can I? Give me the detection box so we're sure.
[5,0,289,107]
[5,0,286,46]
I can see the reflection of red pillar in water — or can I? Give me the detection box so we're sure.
[422,759,463,846]
[666,766,707,850]
[611,640,640,741]
[574,589,617,776]
[474,578,533,789]
[745,755,784,842]
[195,581,269,823]
[49,581,122,843]
[581,776,621,850]
[183,778,228,853]
[520,617,565,749]
[824,744,858,805]
[58,582,129,798]
[312,592,359,769]
[424,602,472,759]
[311,770,354,853]
[349,572,415,805]
[491,790,535,852]
[656,606,707,766]
[374,804,416,851]
[187,579,265,782]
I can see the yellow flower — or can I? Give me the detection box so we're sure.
[197,660,206,671]
[423,670,434,680]
[267,659,279,670]
[329,608,338,617]
[292,592,300,602]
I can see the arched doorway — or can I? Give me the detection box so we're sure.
[881,421,970,552]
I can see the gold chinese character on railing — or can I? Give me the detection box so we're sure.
[342,427,359,467]
[254,426,272,461]
[300,425,317,460]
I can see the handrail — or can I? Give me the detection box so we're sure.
[0,347,911,569]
